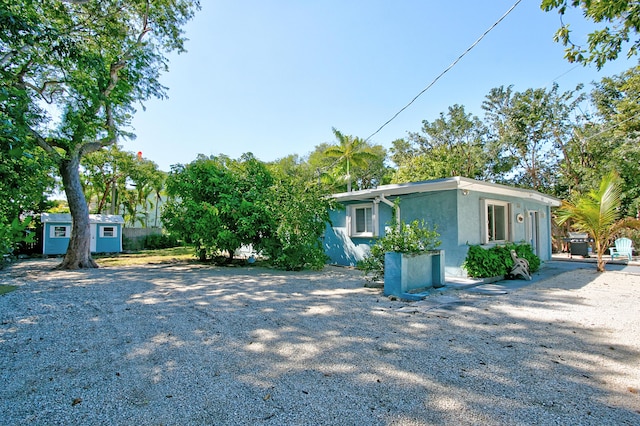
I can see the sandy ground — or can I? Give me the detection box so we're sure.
[1,259,639,425]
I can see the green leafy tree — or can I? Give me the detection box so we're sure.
[482,84,583,191]
[162,154,274,262]
[0,141,54,258]
[263,168,333,270]
[126,155,166,227]
[542,0,640,68]
[392,105,490,183]
[324,128,379,192]
[81,145,135,214]
[556,172,640,272]
[82,146,166,225]
[556,66,640,213]
[353,144,393,190]
[1,0,199,268]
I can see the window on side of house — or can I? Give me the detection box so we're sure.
[51,225,70,238]
[100,226,117,238]
[348,203,377,237]
[482,199,511,244]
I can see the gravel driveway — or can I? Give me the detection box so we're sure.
[1,259,639,425]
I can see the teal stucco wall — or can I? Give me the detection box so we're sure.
[43,223,71,255]
[325,187,555,277]
[95,224,123,253]
[42,222,123,255]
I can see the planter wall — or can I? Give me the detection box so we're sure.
[384,250,445,298]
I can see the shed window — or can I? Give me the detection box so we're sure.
[100,226,117,238]
[482,199,511,244]
[348,203,377,237]
[50,225,70,238]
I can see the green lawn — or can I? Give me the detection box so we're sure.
[95,246,196,267]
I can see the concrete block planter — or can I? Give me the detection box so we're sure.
[384,250,445,299]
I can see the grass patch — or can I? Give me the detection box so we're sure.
[0,285,18,295]
[95,246,195,267]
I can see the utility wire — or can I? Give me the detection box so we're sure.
[577,109,640,143]
[544,64,581,88]
[365,0,522,142]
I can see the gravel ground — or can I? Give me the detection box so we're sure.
[1,259,639,425]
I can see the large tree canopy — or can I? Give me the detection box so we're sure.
[392,105,491,183]
[1,0,199,268]
[163,154,333,270]
[163,154,274,262]
[482,83,583,192]
[542,0,640,68]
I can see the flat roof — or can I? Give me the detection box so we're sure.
[41,213,125,224]
[332,176,561,206]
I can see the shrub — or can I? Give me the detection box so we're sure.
[1,216,35,268]
[463,243,540,278]
[358,220,441,281]
[145,233,180,249]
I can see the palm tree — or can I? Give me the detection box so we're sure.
[556,172,640,272]
[324,127,377,192]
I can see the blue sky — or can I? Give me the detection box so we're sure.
[125,0,637,171]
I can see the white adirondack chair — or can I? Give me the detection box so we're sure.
[609,237,633,261]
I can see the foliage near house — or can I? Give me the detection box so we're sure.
[463,243,540,278]
[162,154,272,262]
[0,217,36,267]
[556,172,640,272]
[358,219,441,281]
[162,154,333,270]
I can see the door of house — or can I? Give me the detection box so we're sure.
[90,223,97,253]
[527,211,540,256]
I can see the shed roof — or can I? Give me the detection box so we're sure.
[41,213,125,224]
[332,176,561,207]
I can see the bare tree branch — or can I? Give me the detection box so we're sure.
[23,80,66,104]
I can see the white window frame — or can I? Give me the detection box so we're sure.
[347,203,378,237]
[100,225,117,238]
[481,199,511,244]
[50,225,70,238]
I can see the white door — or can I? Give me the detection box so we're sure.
[527,211,540,256]
[90,224,97,252]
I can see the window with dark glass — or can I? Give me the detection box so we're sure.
[355,207,373,234]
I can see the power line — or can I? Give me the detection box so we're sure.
[577,109,640,143]
[544,64,581,88]
[364,0,522,142]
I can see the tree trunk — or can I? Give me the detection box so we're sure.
[56,155,98,269]
[596,240,606,272]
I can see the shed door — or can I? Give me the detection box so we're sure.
[90,224,97,252]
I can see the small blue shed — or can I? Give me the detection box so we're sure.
[324,177,561,277]
[41,213,125,255]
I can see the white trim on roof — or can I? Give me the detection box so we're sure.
[41,213,125,224]
[332,176,561,207]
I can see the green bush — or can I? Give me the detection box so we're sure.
[1,216,35,268]
[358,220,441,281]
[145,233,180,249]
[463,243,540,278]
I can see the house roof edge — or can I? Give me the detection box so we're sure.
[332,177,561,207]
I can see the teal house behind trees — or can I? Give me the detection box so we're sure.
[324,177,561,277]
[41,213,124,255]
